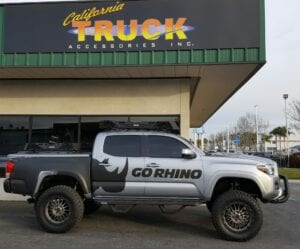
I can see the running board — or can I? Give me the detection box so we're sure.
[93,196,203,205]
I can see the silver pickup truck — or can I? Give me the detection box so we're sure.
[3,131,289,241]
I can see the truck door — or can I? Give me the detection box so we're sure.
[92,134,145,196]
[144,135,204,198]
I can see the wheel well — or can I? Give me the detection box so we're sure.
[211,177,262,202]
[37,175,84,198]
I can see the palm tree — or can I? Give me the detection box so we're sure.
[270,127,287,151]
[261,133,273,152]
[262,133,272,142]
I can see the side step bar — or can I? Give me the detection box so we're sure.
[93,196,203,205]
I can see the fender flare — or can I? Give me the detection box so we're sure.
[33,170,91,197]
[205,173,265,201]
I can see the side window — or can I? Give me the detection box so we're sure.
[103,135,142,157]
[147,135,188,158]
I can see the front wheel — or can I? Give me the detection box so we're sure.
[35,185,84,233]
[211,190,263,241]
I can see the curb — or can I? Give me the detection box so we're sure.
[288,180,300,183]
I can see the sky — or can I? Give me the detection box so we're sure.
[203,0,300,138]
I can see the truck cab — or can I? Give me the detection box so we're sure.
[91,132,204,202]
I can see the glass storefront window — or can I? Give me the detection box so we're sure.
[130,116,180,132]
[0,115,180,155]
[30,117,79,151]
[0,116,30,156]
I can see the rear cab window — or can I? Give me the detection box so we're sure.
[103,135,143,157]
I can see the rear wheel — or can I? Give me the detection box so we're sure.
[211,190,263,241]
[35,185,84,233]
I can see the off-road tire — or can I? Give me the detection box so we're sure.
[211,190,263,241]
[35,185,84,233]
[84,199,100,215]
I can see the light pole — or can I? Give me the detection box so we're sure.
[193,128,198,147]
[283,94,289,167]
[196,127,205,151]
[255,105,259,152]
[227,129,230,153]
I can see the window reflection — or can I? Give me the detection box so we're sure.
[0,115,180,155]
[0,116,29,155]
[32,117,79,144]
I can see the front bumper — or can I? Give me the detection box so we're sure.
[270,174,290,203]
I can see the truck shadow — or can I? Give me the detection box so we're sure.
[0,201,219,240]
[83,205,219,239]
[0,201,41,232]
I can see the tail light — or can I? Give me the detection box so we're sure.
[5,161,15,178]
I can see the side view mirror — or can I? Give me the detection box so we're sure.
[182,148,196,159]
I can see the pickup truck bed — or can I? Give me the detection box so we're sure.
[4,153,91,196]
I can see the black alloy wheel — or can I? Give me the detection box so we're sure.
[211,190,263,241]
[35,185,84,233]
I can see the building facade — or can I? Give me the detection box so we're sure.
[0,0,266,156]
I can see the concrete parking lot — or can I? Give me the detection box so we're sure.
[0,182,299,249]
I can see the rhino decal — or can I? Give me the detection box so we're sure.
[94,158,128,193]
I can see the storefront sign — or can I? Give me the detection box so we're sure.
[3,0,260,53]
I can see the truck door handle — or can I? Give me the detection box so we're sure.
[146,163,160,168]
[98,163,112,167]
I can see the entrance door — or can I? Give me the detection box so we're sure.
[144,135,203,198]
[92,134,145,196]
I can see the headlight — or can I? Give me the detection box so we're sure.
[257,164,275,175]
